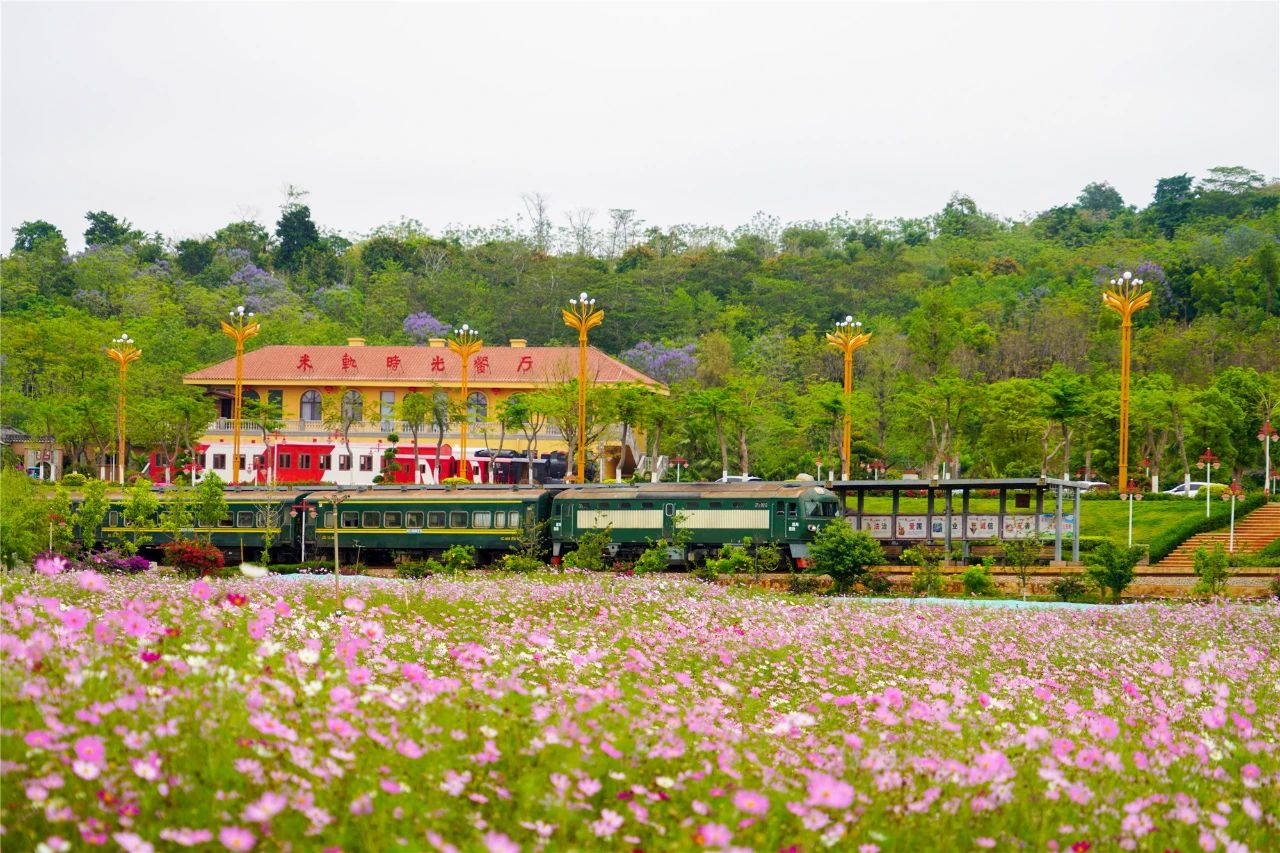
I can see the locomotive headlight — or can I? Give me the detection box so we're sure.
[807,524,817,532]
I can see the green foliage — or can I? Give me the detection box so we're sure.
[1192,543,1231,597]
[561,527,612,571]
[1085,540,1144,602]
[440,544,476,574]
[193,474,228,540]
[120,477,160,554]
[633,541,670,575]
[787,573,827,594]
[961,560,996,597]
[902,546,946,596]
[810,524,885,592]
[1000,537,1044,599]
[398,558,442,579]
[498,554,543,574]
[441,476,470,487]
[59,472,88,487]
[0,468,46,569]
[1050,574,1090,602]
[72,479,110,545]
[704,543,754,576]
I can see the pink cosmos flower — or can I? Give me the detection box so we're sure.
[732,789,770,815]
[242,792,287,823]
[697,823,732,846]
[343,596,366,612]
[77,570,109,591]
[160,829,214,847]
[482,831,518,853]
[219,826,256,851]
[805,773,854,810]
[190,579,214,600]
[113,832,154,853]
[74,736,105,766]
[35,553,68,575]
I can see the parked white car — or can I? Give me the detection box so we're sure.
[715,475,764,483]
[1162,482,1222,498]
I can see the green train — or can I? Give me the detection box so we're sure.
[91,481,841,568]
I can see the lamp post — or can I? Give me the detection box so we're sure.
[220,306,260,486]
[289,501,317,563]
[671,455,687,483]
[447,324,483,482]
[825,315,872,481]
[562,292,604,484]
[105,334,141,484]
[1102,271,1151,492]
[1196,448,1220,518]
[862,458,887,481]
[1119,479,1143,547]
[1221,478,1246,552]
[1259,420,1278,497]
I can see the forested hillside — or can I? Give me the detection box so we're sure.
[3,169,1278,483]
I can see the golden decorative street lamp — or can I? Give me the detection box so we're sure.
[825,315,872,480]
[220,305,260,486]
[562,292,604,484]
[1102,271,1151,493]
[447,324,483,482]
[105,334,141,484]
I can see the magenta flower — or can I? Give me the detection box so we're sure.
[482,831,519,853]
[190,579,213,600]
[219,826,256,851]
[697,823,732,846]
[35,553,67,575]
[732,789,770,815]
[805,773,854,810]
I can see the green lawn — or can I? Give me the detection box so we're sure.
[850,496,1210,545]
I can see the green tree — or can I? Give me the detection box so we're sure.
[275,203,322,272]
[397,392,430,484]
[194,473,228,540]
[1001,536,1044,600]
[1085,540,1144,603]
[1076,181,1125,216]
[322,388,363,485]
[73,479,111,547]
[0,469,47,569]
[1037,364,1088,478]
[1192,542,1231,597]
[11,220,64,253]
[84,210,143,246]
[121,477,160,553]
[429,387,460,483]
[809,524,884,593]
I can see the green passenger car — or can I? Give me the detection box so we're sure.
[550,482,841,567]
[307,485,555,563]
[98,489,302,560]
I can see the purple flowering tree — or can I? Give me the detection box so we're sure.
[403,313,450,342]
[620,341,697,385]
[230,264,289,314]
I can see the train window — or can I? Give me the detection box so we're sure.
[505,512,520,528]
[709,501,722,509]
[775,503,785,516]
[449,511,469,528]
[322,512,333,529]
[362,511,381,528]
[472,511,492,528]
[732,501,743,509]
[787,503,798,518]
[219,512,234,528]
[555,504,563,516]
[340,512,360,528]
[107,511,120,527]
[237,511,255,527]
[406,511,424,528]
[256,511,267,527]
[620,502,632,509]
[642,502,654,509]
[427,511,446,528]
[384,511,403,528]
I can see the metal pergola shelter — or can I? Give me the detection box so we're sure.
[826,477,1091,564]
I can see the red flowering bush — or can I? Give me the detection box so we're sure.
[161,538,226,577]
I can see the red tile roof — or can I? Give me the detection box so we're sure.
[183,345,664,389]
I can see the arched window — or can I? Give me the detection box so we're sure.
[242,389,260,403]
[300,390,322,422]
[467,392,488,423]
[342,390,364,422]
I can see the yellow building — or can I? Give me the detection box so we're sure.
[182,337,663,485]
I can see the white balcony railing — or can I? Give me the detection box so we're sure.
[204,418,627,444]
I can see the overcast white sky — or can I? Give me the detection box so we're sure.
[2,1,1277,250]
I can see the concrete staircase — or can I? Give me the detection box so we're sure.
[1151,502,1280,572]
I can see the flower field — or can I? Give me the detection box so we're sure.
[2,572,1277,852]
